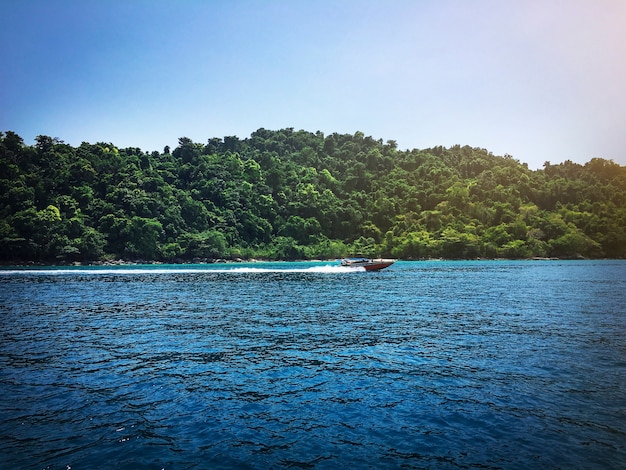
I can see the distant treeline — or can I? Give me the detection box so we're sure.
[1,128,625,263]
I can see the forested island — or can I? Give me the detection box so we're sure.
[1,128,625,264]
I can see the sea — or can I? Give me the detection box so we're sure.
[0,260,624,469]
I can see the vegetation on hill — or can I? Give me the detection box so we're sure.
[1,128,625,263]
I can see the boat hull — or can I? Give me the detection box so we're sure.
[362,261,394,271]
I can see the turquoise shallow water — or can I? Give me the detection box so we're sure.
[1,260,625,469]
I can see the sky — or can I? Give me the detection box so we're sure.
[1,0,625,170]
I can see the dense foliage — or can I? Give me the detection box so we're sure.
[1,129,625,263]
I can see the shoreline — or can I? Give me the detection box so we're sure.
[3,256,623,269]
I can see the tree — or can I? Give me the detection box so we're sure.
[0,129,624,262]
[123,217,163,260]
[180,230,228,259]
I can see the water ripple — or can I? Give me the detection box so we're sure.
[1,261,625,469]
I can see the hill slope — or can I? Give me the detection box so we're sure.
[1,128,625,263]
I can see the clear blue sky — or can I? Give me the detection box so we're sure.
[1,0,625,169]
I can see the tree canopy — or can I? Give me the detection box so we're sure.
[1,128,625,263]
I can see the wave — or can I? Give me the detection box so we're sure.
[0,265,365,276]
[227,265,363,273]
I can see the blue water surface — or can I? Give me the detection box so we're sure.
[1,260,625,469]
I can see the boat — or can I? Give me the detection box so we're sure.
[340,257,395,271]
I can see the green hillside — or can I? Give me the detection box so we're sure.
[1,128,625,263]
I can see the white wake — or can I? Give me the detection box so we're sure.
[0,264,364,276]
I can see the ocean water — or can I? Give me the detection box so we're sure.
[0,260,624,469]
